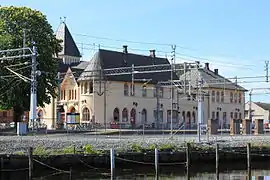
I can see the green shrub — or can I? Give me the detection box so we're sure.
[83,144,97,154]
[63,146,75,154]
[130,143,145,153]
[33,146,49,156]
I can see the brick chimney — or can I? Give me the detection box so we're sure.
[205,62,210,70]
[150,50,156,58]
[123,45,128,54]
[214,69,218,75]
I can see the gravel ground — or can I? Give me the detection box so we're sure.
[0,133,270,154]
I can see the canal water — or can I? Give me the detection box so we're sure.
[1,167,270,180]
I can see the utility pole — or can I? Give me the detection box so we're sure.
[170,45,176,138]
[30,42,38,131]
[265,60,269,82]
[156,84,160,129]
[196,62,203,143]
[249,89,253,123]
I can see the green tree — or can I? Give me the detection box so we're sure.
[0,6,62,124]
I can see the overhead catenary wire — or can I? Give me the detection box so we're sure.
[75,43,257,69]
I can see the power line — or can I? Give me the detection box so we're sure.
[55,29,266,65]
[76,44,257,69]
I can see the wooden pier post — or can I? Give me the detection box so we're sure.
[186,143,190,177]
[216,144,219,180]
[110,148,115,178]
[28,147,33,180]
[155,148,159,176]
[247,143,251,170]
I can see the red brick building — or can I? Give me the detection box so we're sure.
[0,109,29,123]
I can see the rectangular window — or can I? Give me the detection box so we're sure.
[71,90,74,100]
[167,110,178,123]
[221,91,224,103]
[230,92,233,103]
[170,88,175,99]
[239,112,242,119]
[89,82,93,93]
[124,83,129,96]
[230,112,233,119]
[223,112,226,120]
[142,86,147,97]
[159,87,164,98]
[234,112,238,119]
[61,90,63,100]
[74,90,77,100]
[212,111,215,119]
[216,91,220,102]
[234,92,237,103]
[153,110,163,122]
[64,90,66,100]
[130,84,135,96]
[69,90,71,100]
[212,91,215,102]
[238,93,242,104]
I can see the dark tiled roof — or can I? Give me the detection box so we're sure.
[254,102,270,110]
[179,68,247,91]
[58,61,88,80]
[78,49,178,83]
[55,22,81,57]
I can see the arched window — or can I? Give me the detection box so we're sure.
[113,108,120,122]
[141,109,147,123]
[130,108,136,125]
[69,106,76,113]
[192,111,196,124]
[122,108,128,122]
[124,83,129,96]
[182,111,186,122]
[187,111,191,128]
[82,108,90,121]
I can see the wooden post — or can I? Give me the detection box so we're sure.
[186,143,190,176]
[69,167,72,180]
[110,148,115,178]
[216,144,219,180]
[73,145,76,154]
[0,157,3,171]
[155,148,159,176]
[28,147,33,180]
[247,143,251,170]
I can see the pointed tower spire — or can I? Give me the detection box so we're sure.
[55,20,81,64]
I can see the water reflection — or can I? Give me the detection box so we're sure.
[1,169,270,180]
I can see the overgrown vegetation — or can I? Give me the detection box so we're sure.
[14,142,269,156]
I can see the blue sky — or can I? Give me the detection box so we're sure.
[2,0,270,102]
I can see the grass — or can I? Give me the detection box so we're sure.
[12,141,270,156]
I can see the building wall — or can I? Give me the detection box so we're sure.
[244,102,269,122]
[204,88,245,127]
[41,76,246,129]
